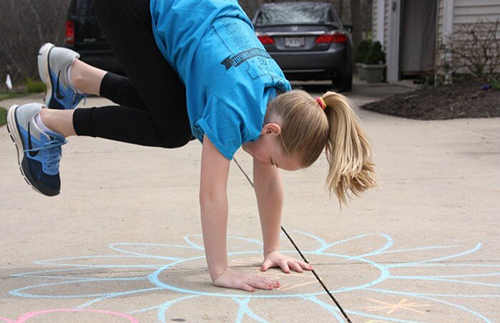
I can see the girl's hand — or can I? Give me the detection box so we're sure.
[260,250,313,273]
[212,267,280,292]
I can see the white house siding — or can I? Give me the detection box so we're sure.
[455,0,500,73]
[439,0,500,40]
[372,0,391,52]
[454,0,500,24]
[372,0,401,82]
[373,0,500,80]
[437,0,444,43]
[373,0,385,45]
[437,0,500,74]
[384,0,390,50]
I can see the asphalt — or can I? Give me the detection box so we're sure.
[0,80,498,323]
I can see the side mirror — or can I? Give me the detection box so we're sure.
[344,25,353,33]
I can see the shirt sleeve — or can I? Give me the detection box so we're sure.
[195,94,246,160]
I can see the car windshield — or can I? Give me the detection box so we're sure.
[255,4,335,26]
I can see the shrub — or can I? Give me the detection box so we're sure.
[364,41,386,65]
[488,74,500,90]
[436,19,500,85]
[25,78,46,93]
[0,107,6,126]
[354,38,372,64]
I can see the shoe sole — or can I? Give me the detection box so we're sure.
[38,43,55,107]
[6,105,44,196]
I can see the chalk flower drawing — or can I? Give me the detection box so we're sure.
[8,232,499,323]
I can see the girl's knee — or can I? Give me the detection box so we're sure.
[154,129,192,148]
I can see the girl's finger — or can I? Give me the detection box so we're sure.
[280,261,291,273]
[257,275,280,286]
[260,259,274,271]
[290,261,303,273]
[264,278,280,287]
[253,280,274,290]
[302,262,313,270]
[253,275,273,285]
[240,284,255,292]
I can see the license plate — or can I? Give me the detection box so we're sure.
[285,37,305,48]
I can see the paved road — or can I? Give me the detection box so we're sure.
[1,81,498,323]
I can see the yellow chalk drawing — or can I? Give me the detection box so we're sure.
[364,298,429,315]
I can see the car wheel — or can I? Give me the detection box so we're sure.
[332,73,353,93]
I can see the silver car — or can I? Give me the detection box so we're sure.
[253,2,353,92]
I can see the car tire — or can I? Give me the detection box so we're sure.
[332,73,353,93]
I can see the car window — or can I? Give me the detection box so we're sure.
[255,4,336,26]
[76,0,95,16]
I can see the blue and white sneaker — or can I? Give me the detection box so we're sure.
[38,42,86,110]
[6,103,67,196]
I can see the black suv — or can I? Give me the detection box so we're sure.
[64,0,122,73]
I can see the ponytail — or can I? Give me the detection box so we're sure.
[266,89,376,208]
[322,91,377,207]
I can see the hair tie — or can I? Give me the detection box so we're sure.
[316,97,326,110]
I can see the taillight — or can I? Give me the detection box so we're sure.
[315,33,347,44]
[66,20,75,44]
[257,35,275,45]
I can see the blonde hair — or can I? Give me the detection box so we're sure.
[266,89,377,207]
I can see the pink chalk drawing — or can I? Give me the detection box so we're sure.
[0,309,140,323]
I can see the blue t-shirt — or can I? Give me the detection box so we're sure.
[150,0,291,159]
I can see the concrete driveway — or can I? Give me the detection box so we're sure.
[0,81,498,323]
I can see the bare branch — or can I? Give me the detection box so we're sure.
[436,19,500,84]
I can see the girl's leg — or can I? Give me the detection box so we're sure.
[94,0,191,143]
[39,60,150,140]
[70,59,106,96]
[39,40,148,111]
[8,0,189,197]
[40,109,76,138]
[71,59,149,111]
[40,104,167,147]
[42,0,192,148]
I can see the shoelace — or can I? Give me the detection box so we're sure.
[25,139,67,173]
[72,92,87,107]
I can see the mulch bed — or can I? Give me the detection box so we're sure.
[361,82,500,120]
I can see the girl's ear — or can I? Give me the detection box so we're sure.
[262,123,282,136]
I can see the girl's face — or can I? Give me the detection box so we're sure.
[242,122,302,171]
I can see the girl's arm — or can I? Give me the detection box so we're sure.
[200,135,280,292]
[199,135,231,281]
[253,158,283,256]
[253,159,314,273]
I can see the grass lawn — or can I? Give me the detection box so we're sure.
[0,92,28,102]
[0,107,6,127]
[0,91,30,126]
